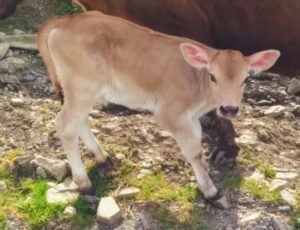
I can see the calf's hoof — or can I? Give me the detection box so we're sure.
[205,192,230,210]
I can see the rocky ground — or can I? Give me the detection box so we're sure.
[0,1,299,230]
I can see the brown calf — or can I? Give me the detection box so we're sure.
[37,11,279,204]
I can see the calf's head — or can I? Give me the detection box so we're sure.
[180,43,280,119]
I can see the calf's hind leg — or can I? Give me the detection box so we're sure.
[55,90,98,193]
[79,118,108,164]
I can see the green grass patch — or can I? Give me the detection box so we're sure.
[57,0,83,15]
[150,204,207,230]
[223,171,244,189]
[71,196,96,229]
[241,179,281,204]
[6,149,24,161]
[19,180,65,229]
[0,165,65,229]
[259,164,276,179]
[292,187,300,229]
[237,146,261,167]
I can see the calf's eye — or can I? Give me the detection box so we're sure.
[210,74,217,83]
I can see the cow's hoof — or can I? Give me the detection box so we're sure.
[95,152,108,165]
[79,187,94,196]
[212,196,230,209]
[205,191,230,209]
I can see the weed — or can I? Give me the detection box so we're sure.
[56,0,82,15]
[259,164,276,179]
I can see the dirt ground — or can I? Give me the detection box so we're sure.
[0,0,299,229]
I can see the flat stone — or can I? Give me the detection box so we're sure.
[115,187,140,199]
[264,105,286,118]
[235,130,257,145]
[115,153,125,160]
[276,172,298,181]
[20,75,35,83]
[249,170,265,181]
[63,206,77,217]
[36,167,47,179]
[13,29,25,35]
[0,74,20,84]
[13,155,35,176]
[11,98,25,107]
[32,154,69,181]
[269,179,288,191]
[0,181,8,192]
[213,196,230,209]
[0,42,9,60]
[241,212,261,224]
[287,78,300,95]
[1,34,37,51]
[97,197,122,224]
[280,188,296,206]
[0,57,27,73]
[278,206,291,213]
[137,169,151,179]
[46,177,79,204]
[272,216,293,230]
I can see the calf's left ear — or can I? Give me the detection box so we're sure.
[248,50,280,75]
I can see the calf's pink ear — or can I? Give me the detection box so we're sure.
[248,50,280,74]
[180,43,210,69]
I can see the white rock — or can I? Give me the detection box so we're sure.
[241,212,261,224]
[235,130,257,145]
[0,42,9,60]
[0,57,27,73]
[0,74,19,84]
[287,78,300,95]
[276,172,298,181]
[115,187,140,199]
[269,179,288,191]
[137,169,151,179]
[264,106,286,118]
[63,206,77,217]
[13,29,25,35]
[97,197,122,224]
[32,154,69,181]
[36,167,47,179]
[272,216,293,230]
[115,153,125,160]
[0,181,8,192]
[46,177,79,204]
[249,170,265,181]
[280,188,296,206]
[11,98,25,106]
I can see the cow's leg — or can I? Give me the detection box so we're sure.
[159,112,218,199]
[55,90,96,193]
[79,118,108,164]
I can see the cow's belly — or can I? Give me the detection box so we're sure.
[99,81,158,112]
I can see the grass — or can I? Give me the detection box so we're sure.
[223,172,281,204]
[19,181,65,229]
[259,164,276,179]
[0,165,65,229]
[242,179,281,204]
[236,146,261,168]
[71,197,96,229]
[292,187,300,229]
[56,0,83,15]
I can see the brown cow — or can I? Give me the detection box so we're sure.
[2,0,299,73]
[75,0,300,75]
[0,0,22,19]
